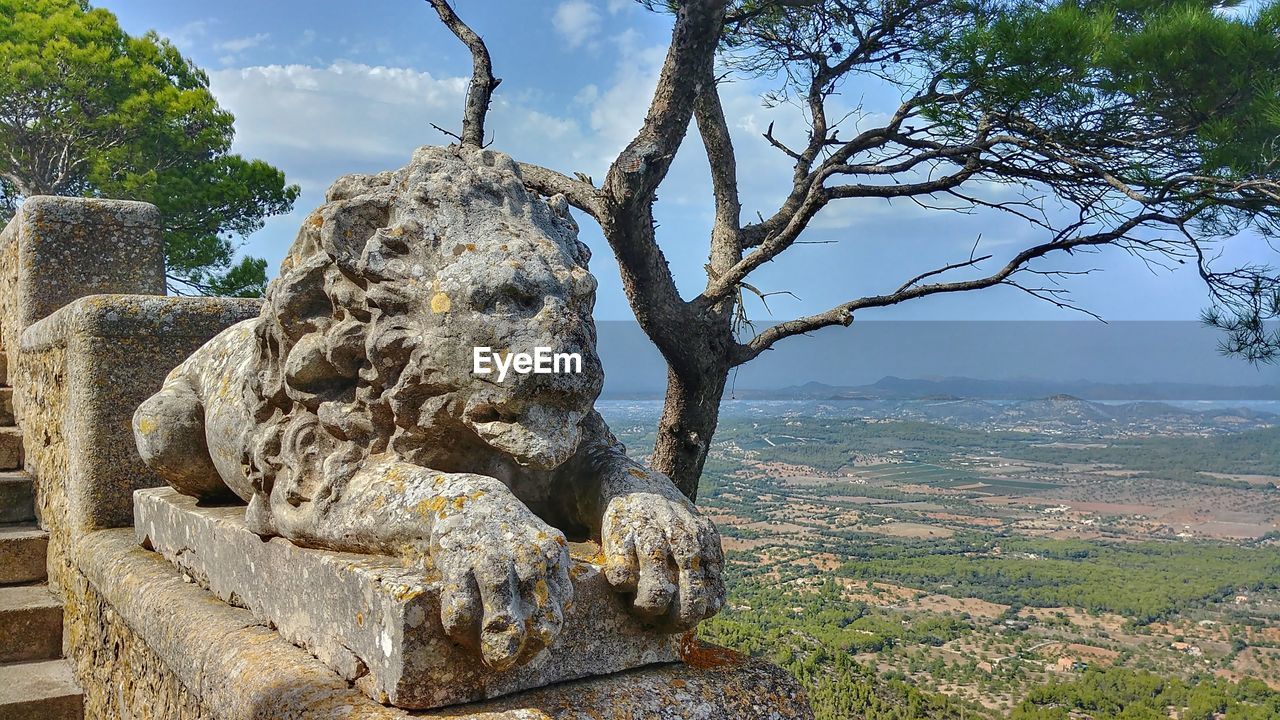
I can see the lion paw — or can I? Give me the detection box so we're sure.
[601,491,725,628]
[431,499,573,671]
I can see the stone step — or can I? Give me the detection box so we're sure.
[0,426,21,471]
[0,585,62,663]
[0,472,34,524]
[0,524,47,585]
[0,387,12,425]
[0,660,83,720]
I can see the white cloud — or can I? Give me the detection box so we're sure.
[552,1,603,49]
[582,31,667,163]
[156,19,214,50]
[572,84,600,107]
[216,33,270,53]
[207,61,592,196]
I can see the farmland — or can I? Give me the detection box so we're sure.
[602,398,1280,718]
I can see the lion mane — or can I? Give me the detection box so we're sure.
[242,146,596,516]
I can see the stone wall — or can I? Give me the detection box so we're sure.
[16,294,259,592]
[66,529,809,720]
[62,559,208,720]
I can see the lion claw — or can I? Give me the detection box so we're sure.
[432,497,573,669]
[601,491,725,629]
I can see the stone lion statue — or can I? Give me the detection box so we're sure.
[133,145,724,671]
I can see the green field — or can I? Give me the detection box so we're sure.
[846,462,1060,494]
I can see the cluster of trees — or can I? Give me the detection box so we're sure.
[1018,425,1280,486]
[701,551,1280,718]
[700,578,988,720]
[1012,667,1280,719]
[708,414,1280,492]
[837,536,1280,624]
[710,416,1035,473]
[0,0,297,295]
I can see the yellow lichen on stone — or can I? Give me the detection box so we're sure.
[415,496,448,518]
[392,586,424,602]
[431,292,451,314]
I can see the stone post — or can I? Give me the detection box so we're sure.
[0,196,166,360]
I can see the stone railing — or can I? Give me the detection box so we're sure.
[0,198,260,594]
[0,196,811,720]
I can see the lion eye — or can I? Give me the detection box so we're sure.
[485,286,541,315]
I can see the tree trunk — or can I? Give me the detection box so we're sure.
[651,362,730,502]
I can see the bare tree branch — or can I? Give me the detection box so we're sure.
[694,72,743,316]
[596,0,730,372]
[602,0,728,208]
[733,213,1178,364]
[516,161,605,221]
[426,0,501,148]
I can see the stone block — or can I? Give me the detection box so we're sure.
[0,387,14,425]
[73,527,812,720]
[135,487,685,710]
[0,585,63,663]
[0,524,47,584]
[0,472,34,523]
[0,659,83,720]
[0,426,22,470]
[0,196,165,357]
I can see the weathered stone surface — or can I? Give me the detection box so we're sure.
[0,584,63,663]
[0,471,34,523]
[0,659,83,720]
[133,145,726,684]
[0,426,22,470]
[136,486,681,709]
[17,294,260,593]
[72,527,812,720]
[0,386,14,425]
[0,196,164,361]
[0,523,47,584]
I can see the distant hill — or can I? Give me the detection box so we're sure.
[600,377,1277,432]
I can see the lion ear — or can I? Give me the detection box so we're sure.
[359,221,432,282]
[320,197,392,275]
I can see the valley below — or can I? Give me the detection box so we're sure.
[601,388,1280,719]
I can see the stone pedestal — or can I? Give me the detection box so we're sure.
[70,528,813,720]
[135,487,684,710]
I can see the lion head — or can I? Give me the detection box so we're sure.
[245,146,604,504]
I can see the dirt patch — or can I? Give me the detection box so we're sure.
[838,580,1009,618]
[862,521,955,539]
[1020,606,1127,632]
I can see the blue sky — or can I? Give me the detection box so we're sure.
[106,0,1275,328]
